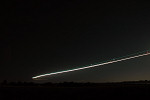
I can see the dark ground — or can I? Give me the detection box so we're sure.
[1,82,150,100]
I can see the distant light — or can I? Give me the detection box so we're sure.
[32,50,150,79]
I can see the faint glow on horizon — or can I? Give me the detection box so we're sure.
[32,51,150,79]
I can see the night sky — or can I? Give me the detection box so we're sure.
[2,1,150,82]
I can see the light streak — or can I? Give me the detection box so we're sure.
[32,51,150,79]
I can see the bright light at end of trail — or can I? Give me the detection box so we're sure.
[32,52,150,79]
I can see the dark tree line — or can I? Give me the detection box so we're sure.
[1,80,150,87]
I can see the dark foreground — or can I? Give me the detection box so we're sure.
[1,83,150,100]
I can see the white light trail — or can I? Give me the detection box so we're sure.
[32,52,150,79]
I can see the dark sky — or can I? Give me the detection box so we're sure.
[2,1,150,82]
